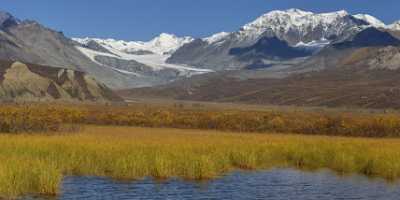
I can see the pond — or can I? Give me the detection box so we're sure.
[27,169,400,200]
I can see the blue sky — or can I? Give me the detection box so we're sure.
[0,0,399,41]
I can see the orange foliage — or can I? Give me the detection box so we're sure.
[1,104,400,137]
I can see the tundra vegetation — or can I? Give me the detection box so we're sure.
[1,104,400,198]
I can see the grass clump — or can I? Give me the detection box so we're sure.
[1,126,400,198]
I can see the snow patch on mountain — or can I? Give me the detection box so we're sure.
[294,38,331,50]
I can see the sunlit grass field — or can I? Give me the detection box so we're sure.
[1,126,400,198]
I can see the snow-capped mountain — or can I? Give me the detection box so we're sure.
[216,9,390,46]
[167,9,383,70]
[74,33,193,56]
[239,9,355,43]
[208,9,396,48]
[73,33,211,88]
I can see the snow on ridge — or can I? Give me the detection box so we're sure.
[73,33,194,55]
[240,9,351,37]
[353,14,386,27]
[203,32,230,44]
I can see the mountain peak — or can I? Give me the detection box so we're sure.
[151,33,178,43]
[238,9,359,44]
[244,9,350,28]
[157,33,178,39]
[148,33,194,54]
[0,10,20,28]
[74,33,193,55]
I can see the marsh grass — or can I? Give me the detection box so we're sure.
[1,126,400,198]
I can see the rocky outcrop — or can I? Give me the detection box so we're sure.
[0,60,122,102]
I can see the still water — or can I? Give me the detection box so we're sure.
[29,169,400,200]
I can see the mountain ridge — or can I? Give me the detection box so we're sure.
[1,8,400,93]
[166,9,400,71]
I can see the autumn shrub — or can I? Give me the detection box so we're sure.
[0,105,85,133]
[1,104,400,137]
[83,105,400,137]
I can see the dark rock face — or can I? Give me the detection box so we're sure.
[124,50,154,55]
[82,40,115,55]
[0,11,20,29]
[230,37,312,60]
[166,39,210,66]
[333,28,400,49]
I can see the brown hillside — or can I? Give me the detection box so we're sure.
[0,60,122,102]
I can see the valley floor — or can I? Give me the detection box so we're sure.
[1,126,400,198]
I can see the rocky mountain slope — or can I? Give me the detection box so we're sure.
[0,11,139,89]
[0,60,122,102]
[0,11,207,89]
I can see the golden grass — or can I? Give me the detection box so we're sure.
[1,126,400,198]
